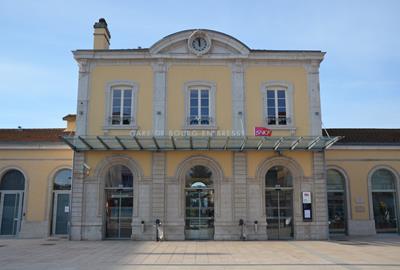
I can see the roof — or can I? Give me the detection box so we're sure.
[324,129,400,145]
[0,128,74,143]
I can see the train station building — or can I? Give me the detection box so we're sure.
[0,19,399,240]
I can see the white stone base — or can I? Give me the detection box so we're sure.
[19,220,48,238]
[348,219,376,236]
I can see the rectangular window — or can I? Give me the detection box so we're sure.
[111,88,132,125]
[266,89,287,125]
[189,88,210,125]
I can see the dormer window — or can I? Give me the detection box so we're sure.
[104,81,138,130]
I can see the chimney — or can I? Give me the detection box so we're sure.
[93,18,111,50]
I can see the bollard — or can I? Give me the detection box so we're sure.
[239,219,246,240]
[141,220,145,233]
[254,220,258,233]
[155,219,160,241]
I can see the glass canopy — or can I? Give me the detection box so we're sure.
[62,135,341,152]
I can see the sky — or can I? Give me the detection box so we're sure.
[0,0,399,128]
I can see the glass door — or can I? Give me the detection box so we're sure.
[0,192,23,236]
[52,192,70,235]
[105,189,133,239]
[185,189,214,240]
[266,187,293,240]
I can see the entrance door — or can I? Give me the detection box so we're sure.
[52,192,70,235]
[0,192,23,236]
[185,188,214,240]
[266,187,293,240]
[105,190,133,239]
[265,166,293,240]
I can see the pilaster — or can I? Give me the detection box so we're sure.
[152,61,167,136]
[75,60,91,136]
[306,61,322,136]
[231,61,246,136]
[70,152,85,240]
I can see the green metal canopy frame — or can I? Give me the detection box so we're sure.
[62,135,341,152]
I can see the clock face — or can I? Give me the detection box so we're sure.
[191,37,208,52]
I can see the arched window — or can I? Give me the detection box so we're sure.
[0,170,25,190]
[265,166,293,188]
[371,169,398,233]
[53,169,72,190]
[185,165,213,188]
[327,169,347,234]
[104,165,133,239]
[0,169,25,235]
[265,166,293,239]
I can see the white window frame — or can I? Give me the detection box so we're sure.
[183,81,216,129]
[104,81,138,130]
[261,81,294,130]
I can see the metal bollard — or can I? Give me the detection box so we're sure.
[141,220,145,233]
[239,219,246,240]
[155,219,161,241]
[254,220,258,233]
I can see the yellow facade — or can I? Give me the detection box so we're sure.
[1,20,399,240]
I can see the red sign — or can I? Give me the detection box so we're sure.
[254,127,272,137]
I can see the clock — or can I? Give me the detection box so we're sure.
[191,37,208,52]
[188,31,211,56]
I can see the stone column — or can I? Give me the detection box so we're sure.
[151,152,166,239]
[231,61,246,136]
[152,61,167,136]
[306,61,322,136]
[70,152,85,240]
[311,151,329,239]
[75,60,91,136]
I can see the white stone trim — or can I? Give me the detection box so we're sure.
[260,80,295,130]
[305,62,323,136]
[183,80,217,129]
[231,61,246,135]
[149,30,250,56]
[103,80,139,131]
[151,61,167,135]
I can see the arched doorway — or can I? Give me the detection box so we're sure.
[0,169,25,236]
[104,165,133,239]
[327,169,347,234]
[371,169,398,233]
[184,165,214,240]
[265,166,293,240]
[51,169,72,235]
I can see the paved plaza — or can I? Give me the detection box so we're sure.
[1,236,400,270]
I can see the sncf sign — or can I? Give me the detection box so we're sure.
[254,127,272,137]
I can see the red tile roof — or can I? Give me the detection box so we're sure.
[0,129,74,143]
[324,128,400,145]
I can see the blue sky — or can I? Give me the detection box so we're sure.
[1,0,399,128]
